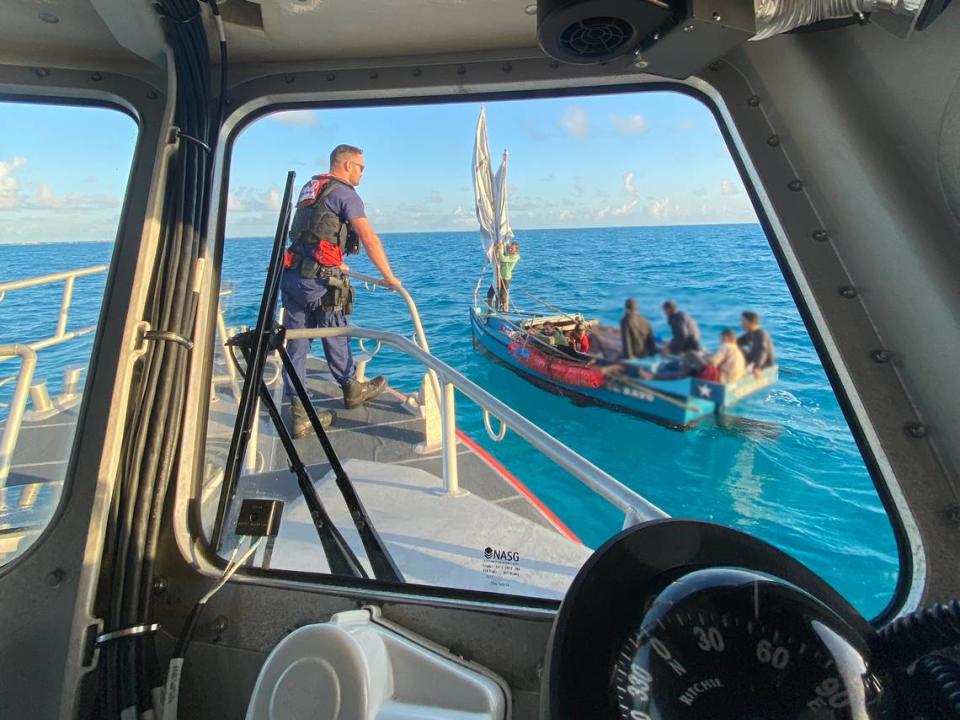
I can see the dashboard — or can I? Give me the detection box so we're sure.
[541,520,895,719]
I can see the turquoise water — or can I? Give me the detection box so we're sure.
[0,225,900,618]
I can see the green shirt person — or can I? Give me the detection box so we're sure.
[486,240,521,311]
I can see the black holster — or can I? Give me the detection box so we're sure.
[320,273,355,315]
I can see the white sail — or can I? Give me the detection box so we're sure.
[494,149,514,246]
[472,106,497,262]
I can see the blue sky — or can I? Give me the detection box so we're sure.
[0,103,138,244]
[0,91,756,244]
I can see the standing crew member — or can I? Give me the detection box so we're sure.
[738,310,776,378]
[486,241,520,311]
[620,298,656,359]
[281,144,402,438]
[661,300,701,354]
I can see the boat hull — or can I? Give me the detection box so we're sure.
[470,308,716,429]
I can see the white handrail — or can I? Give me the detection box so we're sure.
[0,345,38,487]
[285,325,668,526]
[0,265,107,362]
[345,270,443,410]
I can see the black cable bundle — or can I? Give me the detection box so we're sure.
[99,1,226,717]
[875,599,960,719]
[879,599,960,665]
[912,655,960,719]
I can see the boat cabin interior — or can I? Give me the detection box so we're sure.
[2,0,960,718]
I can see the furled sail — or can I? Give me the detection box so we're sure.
[473,106,497,263]
[494,149,514,247]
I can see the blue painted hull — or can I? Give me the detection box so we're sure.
[470,308,717,429]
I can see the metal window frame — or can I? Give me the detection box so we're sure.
[168,54,926,626]
[0,63,170,720]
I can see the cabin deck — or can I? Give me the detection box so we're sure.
[204,357,588,599]
[2,354,589,598]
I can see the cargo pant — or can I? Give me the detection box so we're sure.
[280,270,356,397]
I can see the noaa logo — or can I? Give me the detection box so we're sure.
[483,546,519,562]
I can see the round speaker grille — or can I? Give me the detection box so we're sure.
[558,16,634,59]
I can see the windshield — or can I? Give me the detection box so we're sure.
[201,91,900,619]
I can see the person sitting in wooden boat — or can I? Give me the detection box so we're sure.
[620,298,656,359]
[569,322,591,354]
[540,322,569,347]
[661,300,702,354]
[738,310,776,379]
[706,328,747,383]
[485,240,520,312]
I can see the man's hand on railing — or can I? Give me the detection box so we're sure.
[382,274,402,290]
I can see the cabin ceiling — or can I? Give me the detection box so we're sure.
[217,0,540,62]
[1,0,137,68]
[2,0,543,72]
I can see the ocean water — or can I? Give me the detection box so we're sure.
[0,224,900,618]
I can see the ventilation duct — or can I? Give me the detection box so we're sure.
[752,0,923,38]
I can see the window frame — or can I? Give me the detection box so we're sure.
[0,95,141,574]
[184,76,914,625]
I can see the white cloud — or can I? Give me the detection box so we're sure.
[452,205,475,225]
[560,106,590,140]
[0,157,27,210]
[646,197,673,219]
[228,187,286,213]
[612,198,640,216]
[720,178,740,195]
[609,112,648,135]
[430,191,443,204]
[269,110,321,127]
[624,171,636,196]
[264,189,282,211]
[36,182,63,209]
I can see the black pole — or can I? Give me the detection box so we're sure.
[276,340,405,583]
[211,170,296,550]
[248,344,368,579]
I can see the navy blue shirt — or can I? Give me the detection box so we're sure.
[667,310,701,353]
[737,328,776,368]
[322,180,366,224]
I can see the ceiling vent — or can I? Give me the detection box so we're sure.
[537,0,673,65]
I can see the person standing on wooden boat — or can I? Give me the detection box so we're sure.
[707,328,747,383]
[738,310,777,379]
[620,298,656,359]
[486,241,520,311]
[661,300,702,354]
[281,144,402,438]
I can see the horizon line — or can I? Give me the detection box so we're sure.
[0,220,761,246]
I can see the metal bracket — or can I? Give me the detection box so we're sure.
[143,329,194,350]
[95,623,160,646]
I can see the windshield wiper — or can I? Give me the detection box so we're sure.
[211,170,404,583]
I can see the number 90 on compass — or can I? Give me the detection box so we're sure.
[610,568,893,720]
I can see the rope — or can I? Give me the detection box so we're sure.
[513,288,582,323]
